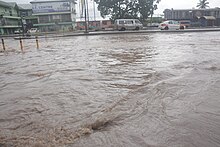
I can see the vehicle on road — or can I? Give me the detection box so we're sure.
[29,28,39,33]
[147,23,160,27]
[158,20,181,30]
[179,20,191,29]
[14,29,23,34]
[114,19,143,31]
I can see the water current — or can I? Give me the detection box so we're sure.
[0,32,220,147]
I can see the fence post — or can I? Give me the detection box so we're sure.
[1,38,5,51]
[36,36,39,49]
[19,37,23,52]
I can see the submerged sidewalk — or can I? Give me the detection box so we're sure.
[1,27,220,39]
[49,27,220,38]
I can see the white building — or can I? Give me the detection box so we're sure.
[30,0,77,32]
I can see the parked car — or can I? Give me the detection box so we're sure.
[147,23,160,27]
[14,29,23,34]
[29,28,39,33]
[114,19,143,31]
[179,20,191,29]
[158,20,180,30]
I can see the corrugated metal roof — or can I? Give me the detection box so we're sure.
[0,1,20,9]
[8,2,17,7]
[18,4,32,10]
[164,8,220,12]
[202,16,216,20]
[0,0,11,8]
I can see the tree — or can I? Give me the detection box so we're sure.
[197,0,209,9]
[94,0,161,22]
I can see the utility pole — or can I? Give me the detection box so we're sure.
[86,0,89,29]
[93,0,96,21]
[21,16,25,37]
[84,0,88,33]
[20,12,26,37]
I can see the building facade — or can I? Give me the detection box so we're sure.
[18,4,38,32]
[0,0,21,35]
[164,8,220,27]
[30,0,77,32]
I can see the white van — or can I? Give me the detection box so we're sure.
[114,19,143,31]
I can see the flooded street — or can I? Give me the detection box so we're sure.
[0,32,220,147]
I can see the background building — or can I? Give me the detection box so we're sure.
[0,0,21,35]
[18,4,38,32]
[164,8,220,27]
[30,0,77,32]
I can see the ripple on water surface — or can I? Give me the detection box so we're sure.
[0,32,220,146]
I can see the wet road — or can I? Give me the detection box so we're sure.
[0,32,220,147]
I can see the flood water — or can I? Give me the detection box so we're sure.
[0,32,220,147]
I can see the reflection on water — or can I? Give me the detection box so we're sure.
[0,32,220,147]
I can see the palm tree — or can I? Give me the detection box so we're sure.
[197,0,209,9]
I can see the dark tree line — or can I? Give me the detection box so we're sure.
[94,0,161,22]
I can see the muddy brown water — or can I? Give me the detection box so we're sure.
[0,32,220,147]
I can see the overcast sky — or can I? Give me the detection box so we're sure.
[3,0,220,15]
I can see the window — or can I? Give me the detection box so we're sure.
[52,15,61,20]
[102,21,107,25]
[173,21,179,24]
[180,21,190,24]
[182,12,186,18]
[135,20,141,24]
[218,11,220,18]
[126,21,133,24]
[119,21,124,24]
[39,15,50,23]
[61,14,71,22]
[80,22,85,26]
[9,11,12,16]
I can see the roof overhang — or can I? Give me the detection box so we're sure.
[201,16,216,20]
[32,11,71,16]
[3,16,21,19]
[30,0,75,3]
[0,25,21,28]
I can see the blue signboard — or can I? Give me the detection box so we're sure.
[32,1,71,14]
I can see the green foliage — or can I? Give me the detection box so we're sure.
[197,0,209,9]
[94,0,161,22]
